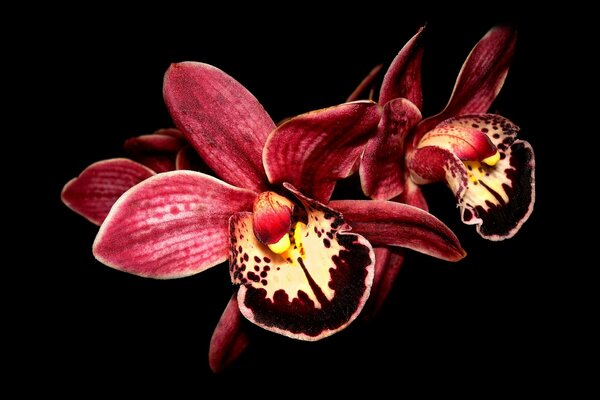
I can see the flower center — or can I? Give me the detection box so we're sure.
[252,191,296,253]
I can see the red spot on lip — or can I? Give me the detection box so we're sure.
[170,206,179,215]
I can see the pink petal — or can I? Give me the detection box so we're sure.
[417,118,497,161]
[61,158,155,225]
[346,64,383,102]
[93,171,257,279]
[359,98,422,200]
[209,294,250,373]
[379,26,425,108]
[329,199,465,261]
[362,247,405,321]
[409,114,535,240]
[229,184,375,341]
[264,101,381,203]
[163,62,274,192]
[414,26,517,142]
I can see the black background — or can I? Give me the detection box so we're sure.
[30,8,565,393]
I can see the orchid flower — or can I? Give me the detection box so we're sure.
[61,128,196,225]
[347,25,535,318]
[79,62,465,371]
[358,25,535,240]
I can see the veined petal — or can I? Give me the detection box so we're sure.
[93,171,257,279]
[413,26,517,143]
[61,158,155,225]
[409,114,535,240]
[329,199,465,261]
[263,101,381,203]
[360,98,422,200]
[229,184,375,341]
[362,247,405,321]
[346,64,383,102]
[164,62,274,192]
[209,294,250,373]
[418,118,497,161]
[379,26,425,108]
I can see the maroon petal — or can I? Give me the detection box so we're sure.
[123,133,185,153]
[93,171,257,278]
[329,199,465,261]
[163,62,274,192]
[252,191,294,245]
[396,178,429,211]
[264,101,381,203]
[130,155,176,173]
[346,64,383,102]
[154,127,184,139]
[61,158,155,225]
[362,247,405,321]
[411,114,535,240]
[414,26,517,142]
[379,26,425,108]
[359,98,422,200]
[175,144,211,172]
[229,185,375,340]
[209,294,250,373]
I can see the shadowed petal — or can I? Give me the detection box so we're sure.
[409,115,535,240]
[395,178,429,211]
[264,101,381,203]
[360,98,422,200]
[123,133,185,153]
[329,199,465,261]
[129,155,175,173]
[230,185,375,341]
[362,247,405,321]
[154,127,184,139]
[346,64,383,102]
[164,62,274,192]
[175,144,211,172]
[93,171,257,279]
[414,26,517,142]
[209,294,250,373]
[379,26,425,108]
[61,158,155,225]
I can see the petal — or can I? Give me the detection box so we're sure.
[93,171,257,279]
[346,64,383,102]
[209,293,250,373]
[329,199,465,261]
[263,101,381,203]
[359,98,422,200]
[175,144,213,174]
[229,184,375,341]
[379,26,425,108]
[418,118,497,161]
[412,114,534,240]
[395,178,429,211]
[154,127,184,139]
[413,25,517,142]
[362,247,405,321]
[61,158,155,225]
[163,62,274,192]
[123,133,185,153]
[129,155,176,173]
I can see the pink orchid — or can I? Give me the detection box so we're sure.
[347,25,535,318]
[77,62,465,372]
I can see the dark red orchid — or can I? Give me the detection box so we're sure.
[73,62,465,372]
[359,25,535,240]
[345,25,535,319]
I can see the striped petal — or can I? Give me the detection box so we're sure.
[61,158,155,225]
[329,199,465,261]
[360,98,422,200]
[209,294,250,373]
[263,101,381,203]
[409,115,535,240]
[229,184,375,340]
[93,171,257,278]
[164,62,274,192]
[379,26,425,108]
